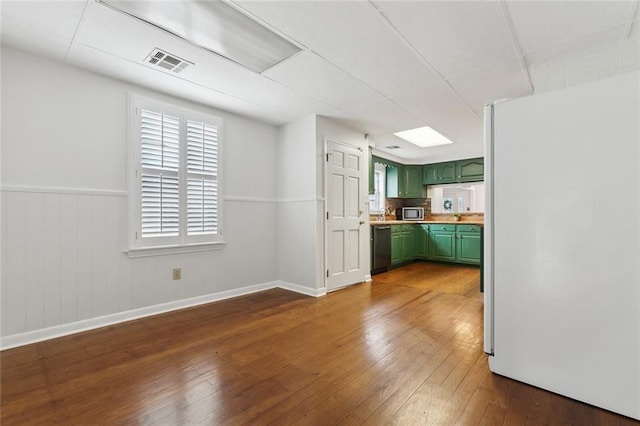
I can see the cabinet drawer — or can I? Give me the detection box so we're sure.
[430,224,456,232]
[401,224,415,233]
[456,224,481,233]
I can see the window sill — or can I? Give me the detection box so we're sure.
[124,242,226,258]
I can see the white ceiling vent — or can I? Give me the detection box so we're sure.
[145,48,193,73]
[385,145,401,150]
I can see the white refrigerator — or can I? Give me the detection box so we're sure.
[484,71,640,421]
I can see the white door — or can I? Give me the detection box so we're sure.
[326,140,367,291]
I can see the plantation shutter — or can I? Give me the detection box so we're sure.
[186,120,219,236]
[140,109,180,238]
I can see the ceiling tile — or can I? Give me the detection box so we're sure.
[373,1,518,76]
[263,50,384,110]
[1,0,87,39]
[234,0,440,96]
[342,98,423,135]
[525,24,628,65]
[507,1,635,54]
[1,17,73,62]
[448,58,532,111]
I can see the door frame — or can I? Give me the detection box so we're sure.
[323,137,370,292]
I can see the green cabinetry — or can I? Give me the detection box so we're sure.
[429,224,456,262]
[424,162,456,184]
[400,166,425,198]
[368,147,375,195]
[455,224,482,265]
[456,158,484,182]
[424,158,484,184]
[387,223,482,268]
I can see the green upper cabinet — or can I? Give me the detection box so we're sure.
[424,158,484,185]
[385,163,400,198]
[423,161,457,184]
[401,166,424,198]
[457,158,484,182]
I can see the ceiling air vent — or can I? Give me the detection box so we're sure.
[385,145,401,150]
[145,48,193,73]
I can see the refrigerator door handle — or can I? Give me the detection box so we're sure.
[483,103,495,356]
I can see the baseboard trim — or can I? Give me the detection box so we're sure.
[0,280,325,350]
[278,281,327,297]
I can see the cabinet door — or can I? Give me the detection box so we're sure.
[438,162,457,183]
[457,158,484,182]
[400,226,414,261]
[386,165,400,198]
[416,225,429,258]
[456,233,481,264]
[391,232,402,265]
[430,231,456,261]
[424,164,438,184]
[403,166,424,198]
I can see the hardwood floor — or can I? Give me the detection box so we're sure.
[1,262,637,425]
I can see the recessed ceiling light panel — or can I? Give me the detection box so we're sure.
[98,0,301,73]
[394,126,454,148]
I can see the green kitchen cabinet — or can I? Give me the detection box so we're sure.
[429,224,456,262]
[400,225,415,262]
[391,226,402,265]
[385,164,400,198]
[456,158,484,182]
[416,224,430,258]
[400,166,424,198]
[456,225,482,265]
[424,162,456,184]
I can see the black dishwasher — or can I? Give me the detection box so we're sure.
[371,225,391,274]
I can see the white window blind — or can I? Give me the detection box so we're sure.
[186,121,219,236]
[129,94,224,252]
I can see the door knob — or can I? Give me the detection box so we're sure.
[359,221,365,225]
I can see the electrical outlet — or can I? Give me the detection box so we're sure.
[172,268,181,280]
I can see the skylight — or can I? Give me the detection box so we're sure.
[98,0,301,74]
[394,126,454,148]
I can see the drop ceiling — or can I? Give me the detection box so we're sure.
[2,0,638,163]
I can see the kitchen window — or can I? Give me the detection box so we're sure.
[127,94,224,256]
[369,162,386,213]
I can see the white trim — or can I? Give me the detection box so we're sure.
[0,185,126,197]
[277,197,323,203]
[278,281,327,297]
[124,242,227,258]
[224,196,277,203]
[364,274,372,282]
[0,280,324,350]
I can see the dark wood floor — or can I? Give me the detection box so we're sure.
[1,262,638,425]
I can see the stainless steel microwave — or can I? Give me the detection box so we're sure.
[396,207,424,220]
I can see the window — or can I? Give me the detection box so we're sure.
[369,163,386,213]
[128,94,224,255]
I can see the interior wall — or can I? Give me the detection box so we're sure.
[276,115,319,291]
[0,47,279,341]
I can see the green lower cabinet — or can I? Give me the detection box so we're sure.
[391,227,402,265]
[429,230,456,262]
[400,225,415,262]
[416,225,430,258]
[456,225,482,265]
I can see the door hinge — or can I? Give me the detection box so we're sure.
[135,231,138,240]
[326,153,329,162]
[326,212,329,220]
[326,270,329,278]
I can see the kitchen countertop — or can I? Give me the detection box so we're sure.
[370,220,484,226]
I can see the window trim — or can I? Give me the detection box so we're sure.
[127,93,225,255]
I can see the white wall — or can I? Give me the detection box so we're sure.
[276,115,319,291]
[1,47,280,344]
